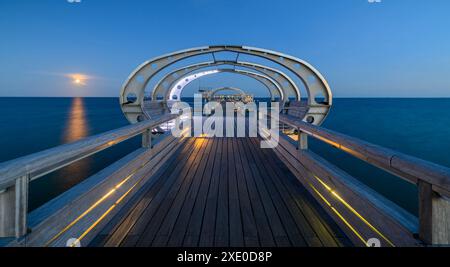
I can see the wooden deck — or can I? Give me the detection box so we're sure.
[90,137,351,247]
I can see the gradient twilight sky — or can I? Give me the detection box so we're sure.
[1,0,450,97]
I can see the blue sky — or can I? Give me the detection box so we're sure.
[0,0,449,97]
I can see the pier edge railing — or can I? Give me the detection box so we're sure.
[276,113,450,246]
[0,113,178,238]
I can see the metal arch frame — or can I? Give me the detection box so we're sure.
[120,45,332,125]
[164,68,283,102]
[151,60,299,102]
[209,86,247,97]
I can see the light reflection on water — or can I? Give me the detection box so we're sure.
[0,97,140,212]
[59,98,93,187]
[62,97,89,143]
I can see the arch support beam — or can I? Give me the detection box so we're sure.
[151,60,299,102]
[165,68,282,102]
[209,86,247,97]
[120,45,332,125]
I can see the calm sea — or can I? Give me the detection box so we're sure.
[1,97,449,215]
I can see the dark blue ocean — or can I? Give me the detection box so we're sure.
[1,97,449,215]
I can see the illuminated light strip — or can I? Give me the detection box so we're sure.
[45,173,135,246]
[313,175,395,247]
[309,183,368,246]
[330,191,395,246]
[281,127,395,246]
[309,133,341,148]
[292,127,368,160]
[285,126,349,152]
[70,179,141,247]
[47,136,191,246]
[70,206,114,247]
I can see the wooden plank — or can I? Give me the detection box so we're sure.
[74,136,188,246]
[182,138,219,247]
[273,138,371,246]
[249,137,340,247]
[27,148,145,228]
[151,138,212,246]
[273,136,419,246]
[214,138,230,247]
[119,138,201,246]
[418,180,433,244]
[90,138,194,247]
[88,139,185,247]
[235,138,275,247]
[28,131,174,221]
[87,136,355,247]
[134,138,208,246]
[241,138,292,246]
[248,138,321,246]
[278,132,414,229]
[267,148,349,246]
[242,138,304,247]
[12,135,185,247]
[228,138,244,247]
[166,138,215,247]
[243,139,291,247]
[106,138,195,246]
[285,101,308,118]
[231,138,259,247]
[199,138,223,246]
[418,180,450,245]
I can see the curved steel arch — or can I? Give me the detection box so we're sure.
[120,45,332,125]
[209,87,246,97]
[151,60,299,102]
[165,68,283,103]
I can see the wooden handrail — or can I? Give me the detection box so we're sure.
[277,114,450,245]
[0,114,178,190]
[279,115,450,196]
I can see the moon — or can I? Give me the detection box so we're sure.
[69,74,88,86]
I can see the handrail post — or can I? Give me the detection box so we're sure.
[297,127,308,150]
[142,128,153,149]
[0,174,29,238]
[418,180,450,245]
[296,127,308,161]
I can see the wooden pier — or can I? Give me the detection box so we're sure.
[0,111,449,247]
[90,137,348,247]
